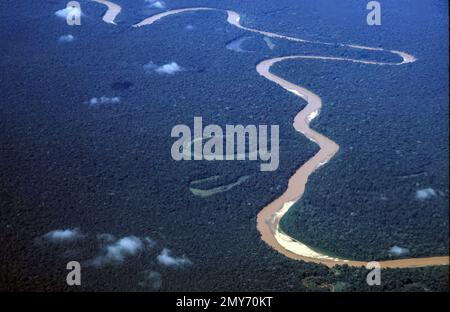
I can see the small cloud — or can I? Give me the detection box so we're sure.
[89,97,99,106]
[42,228,84,243]
[88,96,121,107]
[156,62,181,74]
[388,246,410,257]
[105,236,143,261]
[55,7,82,19]
[146,0,166,9]
[58,34,74,43]
[138,270,162,290]
[185,25,194,31]
[157,248,192,267]
[415,188,437,200]
[91,236,144,266]
[144,61,182,75]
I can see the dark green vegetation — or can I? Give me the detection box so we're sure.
[0,0,447,291]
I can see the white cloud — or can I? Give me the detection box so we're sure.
[156,62,181,74]
[144,61,182,75]
[42,228,84,242]
[105,236,143,261]
[157,248,192,267]
[58,34,74,43]
[91,236,144,266]
[185,25,194,31]
[388,246,410,256]
[415,188,437,200]
[55,7,82,19]
[37,230,158,268]
[146,0,166,9]
[88,96,121,107]
[89,97,98,106]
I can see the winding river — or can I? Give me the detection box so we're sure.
[94,2,449,268]
[92,0,122,24]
